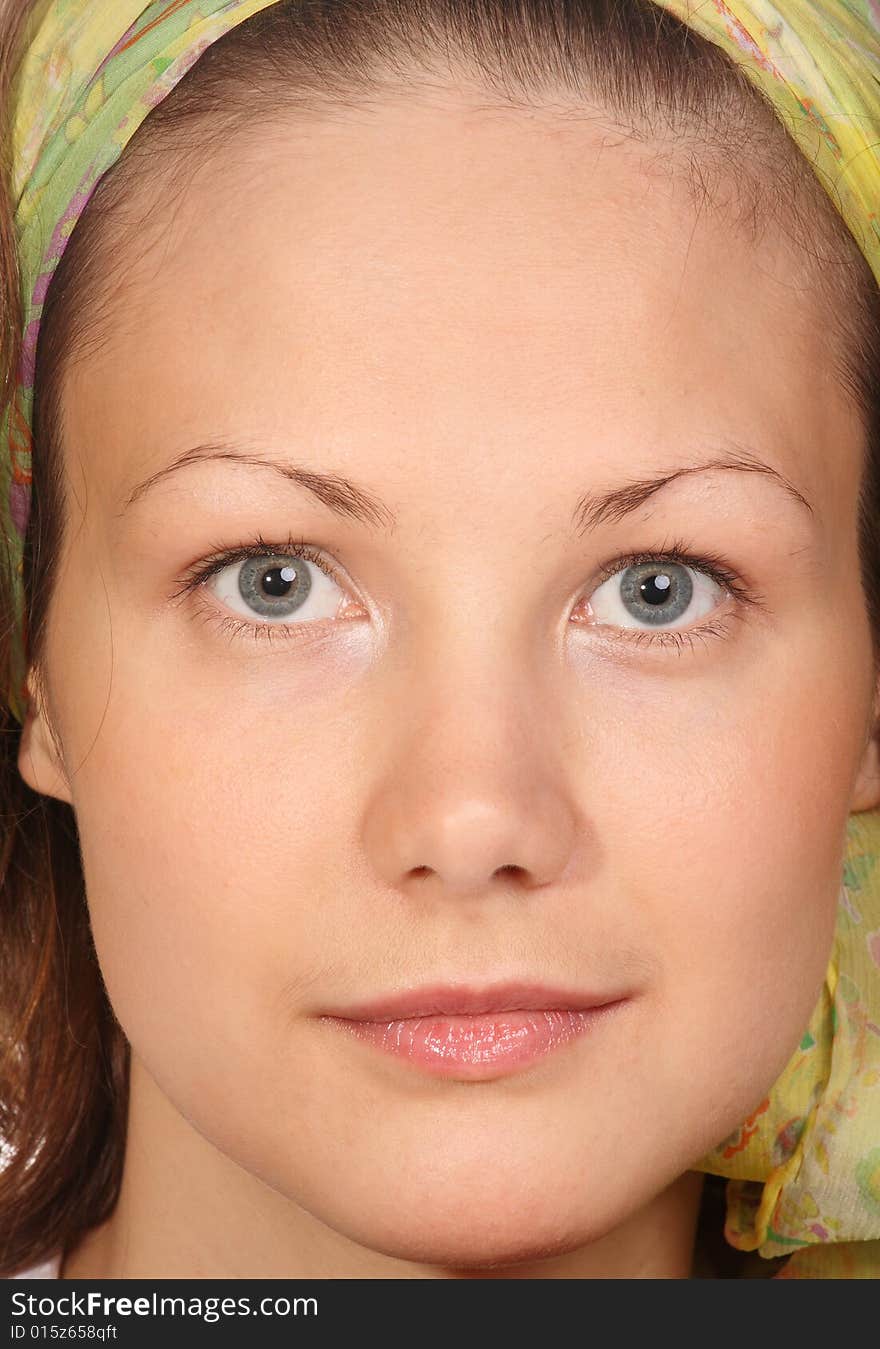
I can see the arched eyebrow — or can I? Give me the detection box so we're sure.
[118,438,814,534]
[572,442,814,535]
[119,440,396,531]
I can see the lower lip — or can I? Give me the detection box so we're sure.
[323,1005,621,1080]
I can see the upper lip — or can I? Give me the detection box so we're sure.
[324,980,626,1021]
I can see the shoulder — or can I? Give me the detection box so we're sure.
[9,1253,62,1279]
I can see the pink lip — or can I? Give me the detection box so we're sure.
[319,981,628,1080]
[327,980,618,1020]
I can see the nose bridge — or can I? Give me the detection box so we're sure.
[400,582,547,753]
[384,518,587,779]
[404,530,561,688]
[398,500,556,627]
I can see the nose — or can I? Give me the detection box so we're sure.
[361,654,582,902]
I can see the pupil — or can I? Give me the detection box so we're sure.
[261,564,296,597]
[640,572,672,607]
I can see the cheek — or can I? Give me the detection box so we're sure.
[602,652,856,1132]
[64,670,367,1112]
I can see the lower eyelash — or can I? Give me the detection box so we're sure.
[193,608,313,646]
[610,611,745,656]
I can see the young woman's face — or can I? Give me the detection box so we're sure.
[20,88,880,1273]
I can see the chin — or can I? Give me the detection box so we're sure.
[328,1179,609,1271]
[361,1212,597,1272]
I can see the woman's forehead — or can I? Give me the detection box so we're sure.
[63,97,852,526]
[78,93,824,341]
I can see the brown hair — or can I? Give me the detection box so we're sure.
[1,0,878,1279]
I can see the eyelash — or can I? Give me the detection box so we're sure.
[170,530,761,653]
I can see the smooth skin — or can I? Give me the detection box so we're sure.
[18,83,880,1277]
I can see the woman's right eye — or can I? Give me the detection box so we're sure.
[207,549,348,626]
[178,540,357,641]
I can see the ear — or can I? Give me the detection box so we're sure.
[16,668,73,806]
[850,679,880,813]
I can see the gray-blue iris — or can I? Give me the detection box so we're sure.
[237,555,312,618]
[618,561,692,626]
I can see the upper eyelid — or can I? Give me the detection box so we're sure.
[176,536,751,607]
[170,534,345,601]
[591,548,752,606]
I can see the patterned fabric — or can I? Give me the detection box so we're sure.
[657,2,880,282]
[0,0,879,1279]
[691,809,880,1278]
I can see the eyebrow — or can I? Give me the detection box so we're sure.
[572,442,814,534]
[118,437,814,534]
[119,440,395,531]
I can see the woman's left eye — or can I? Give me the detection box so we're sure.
[577,548,752,653]
[174,538,353,643]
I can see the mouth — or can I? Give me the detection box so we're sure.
[318,980,629,1080]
